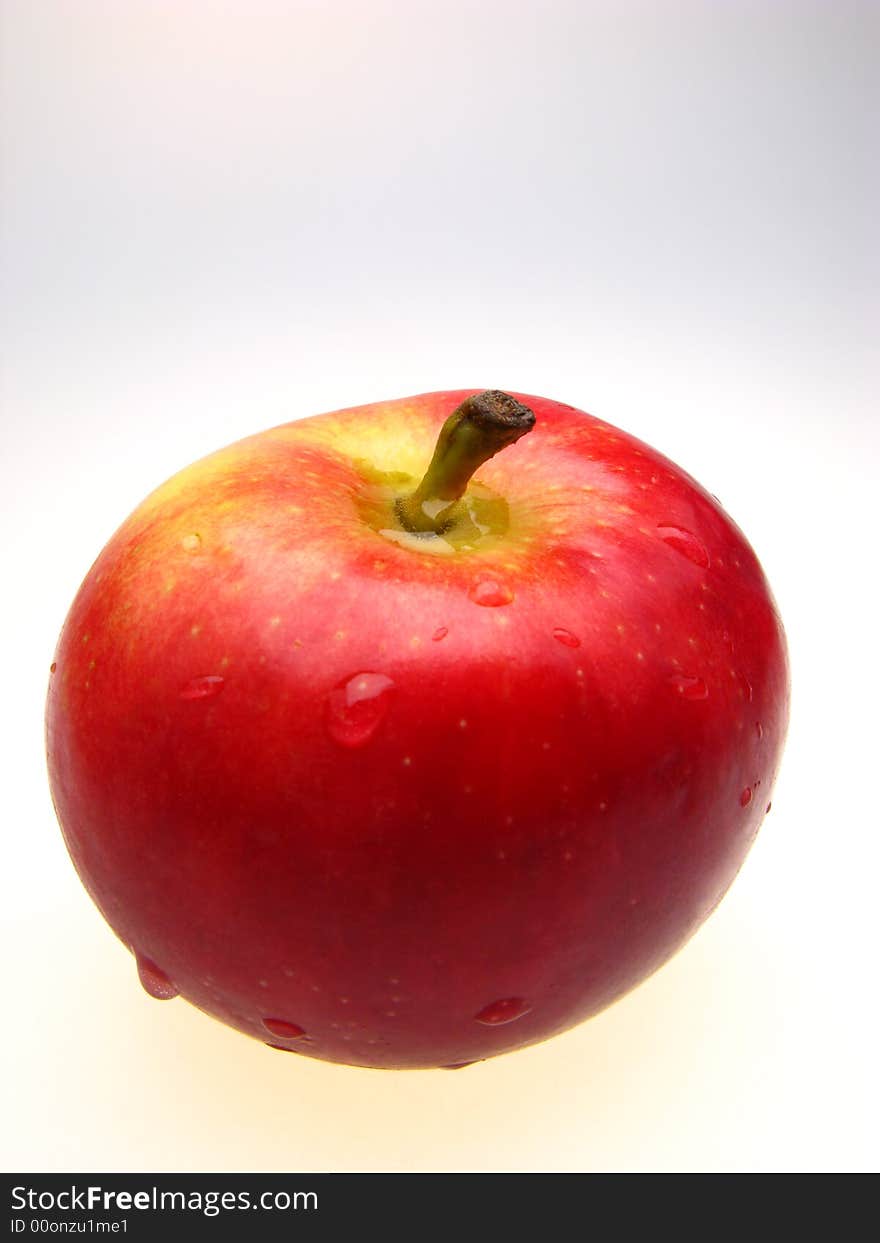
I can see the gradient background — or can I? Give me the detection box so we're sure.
[1,1,877,1172]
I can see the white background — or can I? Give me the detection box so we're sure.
[1,1,877,1172]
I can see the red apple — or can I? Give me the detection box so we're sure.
[46,390,789,1069]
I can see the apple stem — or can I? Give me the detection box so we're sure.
[395,390,536,535]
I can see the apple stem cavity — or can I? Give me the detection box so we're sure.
[395,390,536,536]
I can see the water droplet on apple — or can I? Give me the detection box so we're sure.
[326,672,395,747]
[136,953,179,1000]
[262,1018,306,1039]
[740,787,753,807]
[469,580,514,608]
[553,628,581,649]
[668,674,709,700]
[432,626,449,642]
[755,721,764,739]
[179,675,225,701]
[475,997,531,1026]
[657,525,710,569]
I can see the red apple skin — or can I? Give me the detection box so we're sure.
[46,391,789,1069]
